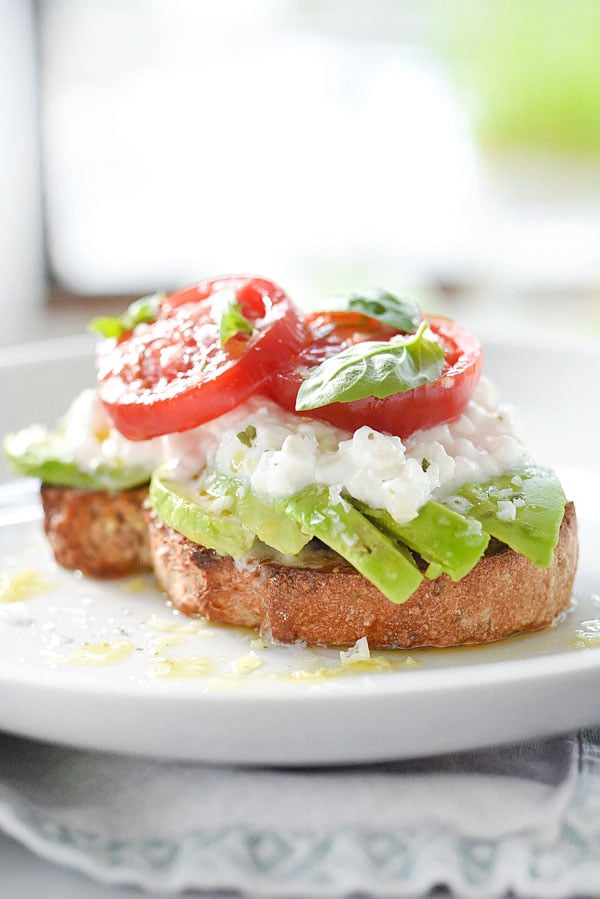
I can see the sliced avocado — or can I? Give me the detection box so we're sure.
[446,465,566,568]
[206,474,311,556]
[354,499,490,581]
[3,431,150,491]
[284,484,423,604]
[149,467,255,558]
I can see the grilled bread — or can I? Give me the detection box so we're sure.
[146,501,578,648]
[41,484,151,578]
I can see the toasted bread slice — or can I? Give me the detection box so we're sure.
[147,502,578,648]
[41,484,151,578]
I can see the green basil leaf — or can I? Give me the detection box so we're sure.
[89,292,164,339]
[219,298,254,346]
[87,317,125,339]
[122,293,163,329]
[295,321,445,411]
[346,288,421,333]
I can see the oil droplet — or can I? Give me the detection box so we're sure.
[58,640,135,666]
[229,451,245,473]
[399,655,420,668]
[120,577,150,594]
[573,619,600,648]
[143,614,204,635]
[230,653,263,674]
[281,656,396,681]
[250,637,270,651]
[274,653,421,682]
[148,656,214,678]
[154,636,185,650]
[205,676,241,693]
[0,568,54,603]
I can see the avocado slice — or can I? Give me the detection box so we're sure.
[354,499,490,581]
[149,467,255,558]
[206,474,311,556]
[446,465,566,568]
[4,431,151,491]
[284,484,423,604]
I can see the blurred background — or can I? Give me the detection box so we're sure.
[2,0,600,348]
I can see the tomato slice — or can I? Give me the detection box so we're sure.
[266,311,482,438]
[97,276,309,440]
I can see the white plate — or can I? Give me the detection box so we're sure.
[0,473,599,765]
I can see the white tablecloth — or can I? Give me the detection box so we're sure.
[2,729,600,898]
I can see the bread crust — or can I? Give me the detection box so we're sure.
[41,484,152,578]
[147,502,578,648]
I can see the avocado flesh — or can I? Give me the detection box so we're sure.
[150,461,565,601]
[206,474,311,556]
[149,468,255,559]
[3,432,150,491]
[284,484,423,604]
[354,499,490,581]
[447,465,566,568]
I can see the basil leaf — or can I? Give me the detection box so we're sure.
[89,292,163,338]
[88,317,126,339]
[219,299,254,346]
[346,288,421,333]
[122,293,163,328]
[295,321,445,411]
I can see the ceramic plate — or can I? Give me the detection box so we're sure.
[0,468,598,765]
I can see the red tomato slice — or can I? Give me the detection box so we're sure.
[266,311,482,438]
[97,276,309,440]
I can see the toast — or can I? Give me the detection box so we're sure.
[24,281,578,647]
[39,483,578,648]
[146,501,578,648]
[41,484,151,578]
